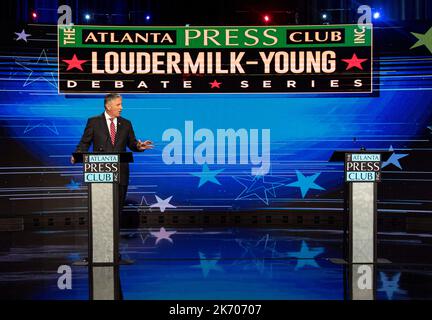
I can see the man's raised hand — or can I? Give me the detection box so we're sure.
[137,139,154,151]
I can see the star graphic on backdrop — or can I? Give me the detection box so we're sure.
[410,27,432,54]
[286,170,325,198]
[378,272,406,300]
[149,195,176,213]
[342,53,368,70]
[137,195,154,214]
[285,241,324,270]
[62,54,88,71]
[14,29,32,42]
[23,120,59,135]
[191,252,224,278]
[150,227,176,245]
[381,145,409,170]
[190,164,224,187]
[66,179,81,190]
[232,175,287,205]
[209,80,222,89]
[15,49,57,88]
[234,234,278,275]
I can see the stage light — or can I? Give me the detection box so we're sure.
[31,11,38,19]
[373,12,381,19]
[322,13,328,20]
[84,14,91,20]
[145,15,151,21]
[263,15,270,23]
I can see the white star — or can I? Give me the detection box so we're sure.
[15,29,32,42]
[150,227,177,245]
[150,195,176,213]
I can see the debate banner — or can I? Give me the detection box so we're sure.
[58,24,373,94]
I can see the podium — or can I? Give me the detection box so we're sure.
[329,150,392,264]
[73,152,133,266]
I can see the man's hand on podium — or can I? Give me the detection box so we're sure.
[137,140,154,151]
[70,155,76,165]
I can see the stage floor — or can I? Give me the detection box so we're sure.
[1,228,431,300]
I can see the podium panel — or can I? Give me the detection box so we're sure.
[90,183,116,264]
[351,182,376,264]
[93,267,115,300]
[90,266,121,300]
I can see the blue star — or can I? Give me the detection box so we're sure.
[23,120,59,135]
[381,145,409,170]
[66,179,80,190]
[286,170,325,198]
[14,29,32,42]
[190,164,224,188]
[378,272,406,300]
[233,175,286,205]
[192,252,223,278]
[286,241,324,270]
[15,49,58,89]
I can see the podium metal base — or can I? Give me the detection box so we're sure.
[72,259,135,266]
[329,258,392,265]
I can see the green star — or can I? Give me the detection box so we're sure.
[411,27,432,54]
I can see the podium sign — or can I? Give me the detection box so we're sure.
[83,154,120,183]
[345,153,381,182]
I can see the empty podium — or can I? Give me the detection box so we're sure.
[329,150,391,265]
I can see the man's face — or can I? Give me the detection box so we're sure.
[106,97,123,118]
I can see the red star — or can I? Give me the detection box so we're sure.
[342,53,368,71]
[62,54,88,71]
[209,80,222,89]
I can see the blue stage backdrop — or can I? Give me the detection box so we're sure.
[0,19,431,223]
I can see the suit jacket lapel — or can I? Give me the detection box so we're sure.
[100,113,111,146]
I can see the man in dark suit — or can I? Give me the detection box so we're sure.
[71,93,153,224]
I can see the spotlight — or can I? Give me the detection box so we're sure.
[31,11,38,19]
[373,12,381,19]
[84,13,91,21]
[322,13,328,20]
[145,15,151,21]
[263,15,270,23]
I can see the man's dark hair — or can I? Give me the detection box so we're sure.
[104,93,121,108]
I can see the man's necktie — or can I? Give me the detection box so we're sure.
[109,118,116,146]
